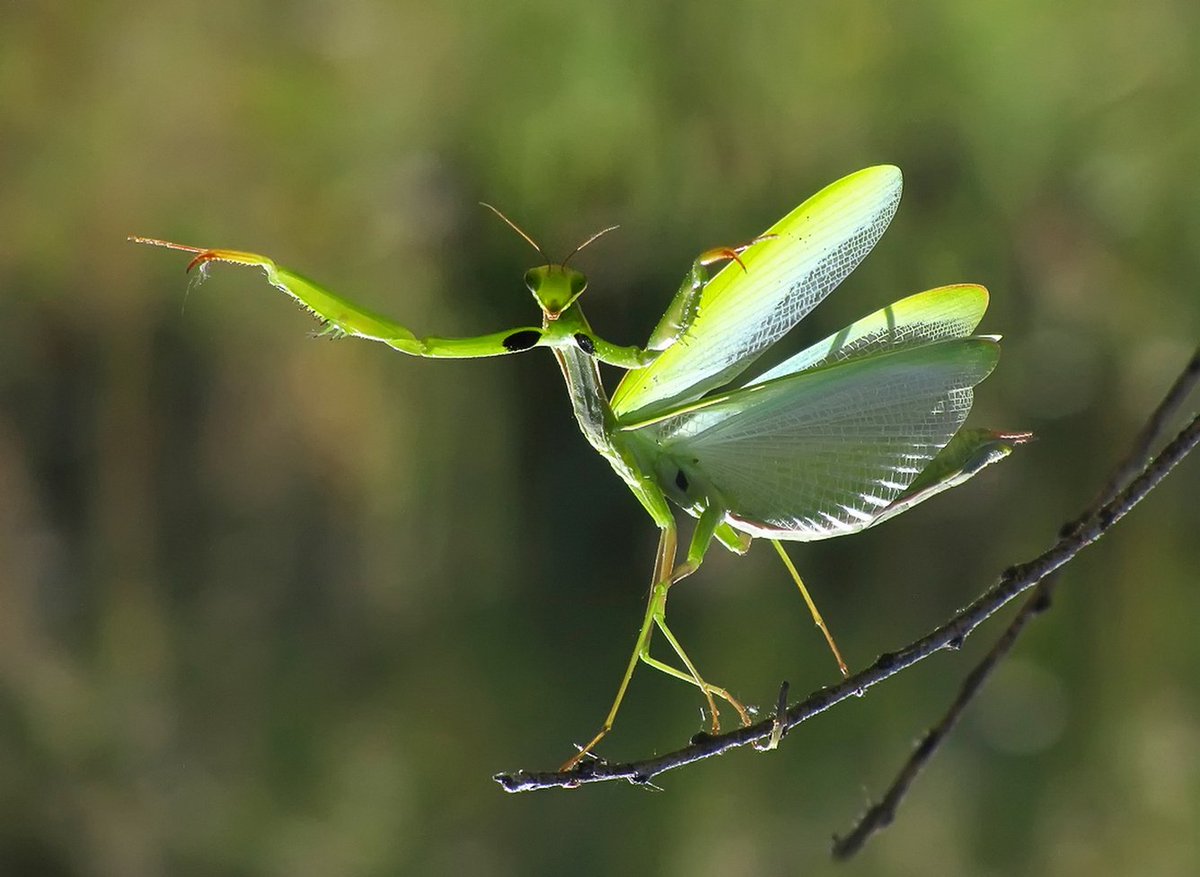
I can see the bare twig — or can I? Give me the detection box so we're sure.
[495,402,1200,793]
[831,347,1200,859]
[1095,347,1200,501]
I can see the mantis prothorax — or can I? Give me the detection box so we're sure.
[134,166,1029,770]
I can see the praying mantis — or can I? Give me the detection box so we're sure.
[134,165,1028,770]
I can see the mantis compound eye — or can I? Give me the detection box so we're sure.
[568,271,587,297]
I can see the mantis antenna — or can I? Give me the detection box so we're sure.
[479,202,547,261]
[480,202,618,267]
[561,223,620,267]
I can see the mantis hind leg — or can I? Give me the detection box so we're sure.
[647,615,751,727]
[560,528,676,771]
[560,522,749,772]
[771,540,849,676]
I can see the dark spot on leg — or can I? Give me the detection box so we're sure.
[503,329,542,352]
[574,333,595,355]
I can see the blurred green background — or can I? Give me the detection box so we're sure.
[2,1,1198,874]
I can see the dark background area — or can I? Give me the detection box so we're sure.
[1,2,1198,874]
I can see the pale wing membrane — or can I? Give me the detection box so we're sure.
[749,284,989,385]
[868,428,1030,528]
[649,339,1000,541]
[611,166,903,421]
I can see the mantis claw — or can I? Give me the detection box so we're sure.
[698,246,749,272]
[697,233,777,272]
[128,236,268,273]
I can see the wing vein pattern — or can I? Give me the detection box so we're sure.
[644,339,1000,540]
[612,165,904,421]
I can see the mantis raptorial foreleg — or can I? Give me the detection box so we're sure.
[130,236,761,369]
[643,237,775,355]
[129,240,550,357]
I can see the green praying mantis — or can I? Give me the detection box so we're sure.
[134,165,1028,771]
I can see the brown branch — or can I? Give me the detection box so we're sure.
[495,399,1200,793]
[1096,348,1200,501]
[831,346,1200,859]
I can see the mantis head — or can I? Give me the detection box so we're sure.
[481,202,617,320]
[523,264,588,320]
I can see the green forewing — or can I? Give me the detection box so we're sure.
[747,284,989,386]
[642,338,1000,541]
[610,165,904,422]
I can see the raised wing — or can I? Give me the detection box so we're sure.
[611,165,903,422]
[748,284,989,385]
[642,338,1000,541]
